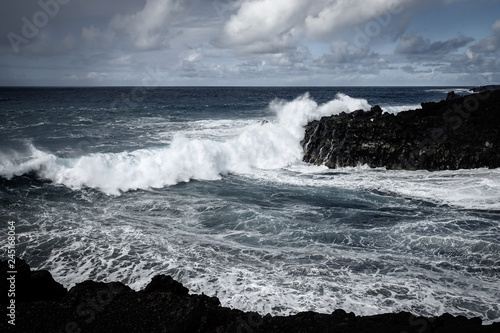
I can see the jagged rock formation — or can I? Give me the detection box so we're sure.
[446,91,462,100]
[1,257,66,304]
[301,90,500,171]
[2,258,499,332]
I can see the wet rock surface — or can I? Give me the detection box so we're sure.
[2,258,499,332]
[301,90,500,171]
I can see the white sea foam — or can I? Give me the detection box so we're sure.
[252,165,500,211]
[1,90,498,210]
[0,93,370,195]
[381,104,422,114]
[37,215,500,323]
[7,89,499,326]
[425,88,472,94]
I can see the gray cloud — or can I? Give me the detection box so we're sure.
[0,0,146,54]
[396,34,474,57]
[469,19,500,53]
[401,65,432,74]
[108,0,183,51]
[216,0,412,54]
[430,19,500,83]
[0,0,499,86]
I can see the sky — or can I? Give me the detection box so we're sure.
[0,0,499,86]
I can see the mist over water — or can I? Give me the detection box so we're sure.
[1,87,499,324]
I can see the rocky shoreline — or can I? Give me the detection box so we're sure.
[471,85,500,93]
[301,89,500,170]
[2,258,499,332]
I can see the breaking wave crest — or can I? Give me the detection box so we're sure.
[381,104,422,114]
[0,93,370,195]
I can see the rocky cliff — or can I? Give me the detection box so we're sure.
[301,90,500,171]
[2,258,499,332]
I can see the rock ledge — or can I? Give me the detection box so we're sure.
[2,258,499,332]
[301,90,500,170]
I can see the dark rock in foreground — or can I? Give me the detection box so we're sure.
[446,91,462,101]
[302,90,500,170]
[1,258,66,305]
[2,258,499,332]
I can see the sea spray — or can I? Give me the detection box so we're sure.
[1,87,499,324]
[0,93,370,195]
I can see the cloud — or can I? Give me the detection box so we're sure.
[468,19,500,53]
[270,46,312,68]
[0,0,498,86]
[217,0,411,54]
[82,25,115,49]
[78,0,188,52]
[0,0,146,55]
[62,34,77,50]
[174,44,313,81]
[109,0,183,51]
[401,65,432,74]
[108,55,135,66]
[315,40,372,68]
[304,0,408,39]
[217,0,305,53]
[493,19,500,33]
[396,34,474,56]
[436,18,500,79]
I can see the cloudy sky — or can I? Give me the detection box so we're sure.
[1,0,499,86]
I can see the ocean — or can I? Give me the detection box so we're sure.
[1,86,499,324]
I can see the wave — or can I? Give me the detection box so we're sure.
[0,93,370,195]
[380,104,422,114]
[257,165,500,211]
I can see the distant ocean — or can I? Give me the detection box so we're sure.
[1,87,499,324]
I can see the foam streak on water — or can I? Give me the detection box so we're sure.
[1,87,499,325]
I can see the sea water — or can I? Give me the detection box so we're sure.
[1,87,499,323]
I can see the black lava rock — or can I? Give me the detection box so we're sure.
[301,90,500,171]
[1,257,67,304]
[1,259,499,332]
[446,91,461,100]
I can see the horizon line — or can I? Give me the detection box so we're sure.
[0,84,484,88]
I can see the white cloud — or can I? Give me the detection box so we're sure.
[218,0,411,54]
[305,0,407,38]
[219,0,306,53]
[0,0,498,86]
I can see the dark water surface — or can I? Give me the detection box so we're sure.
[1,87,498,323]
